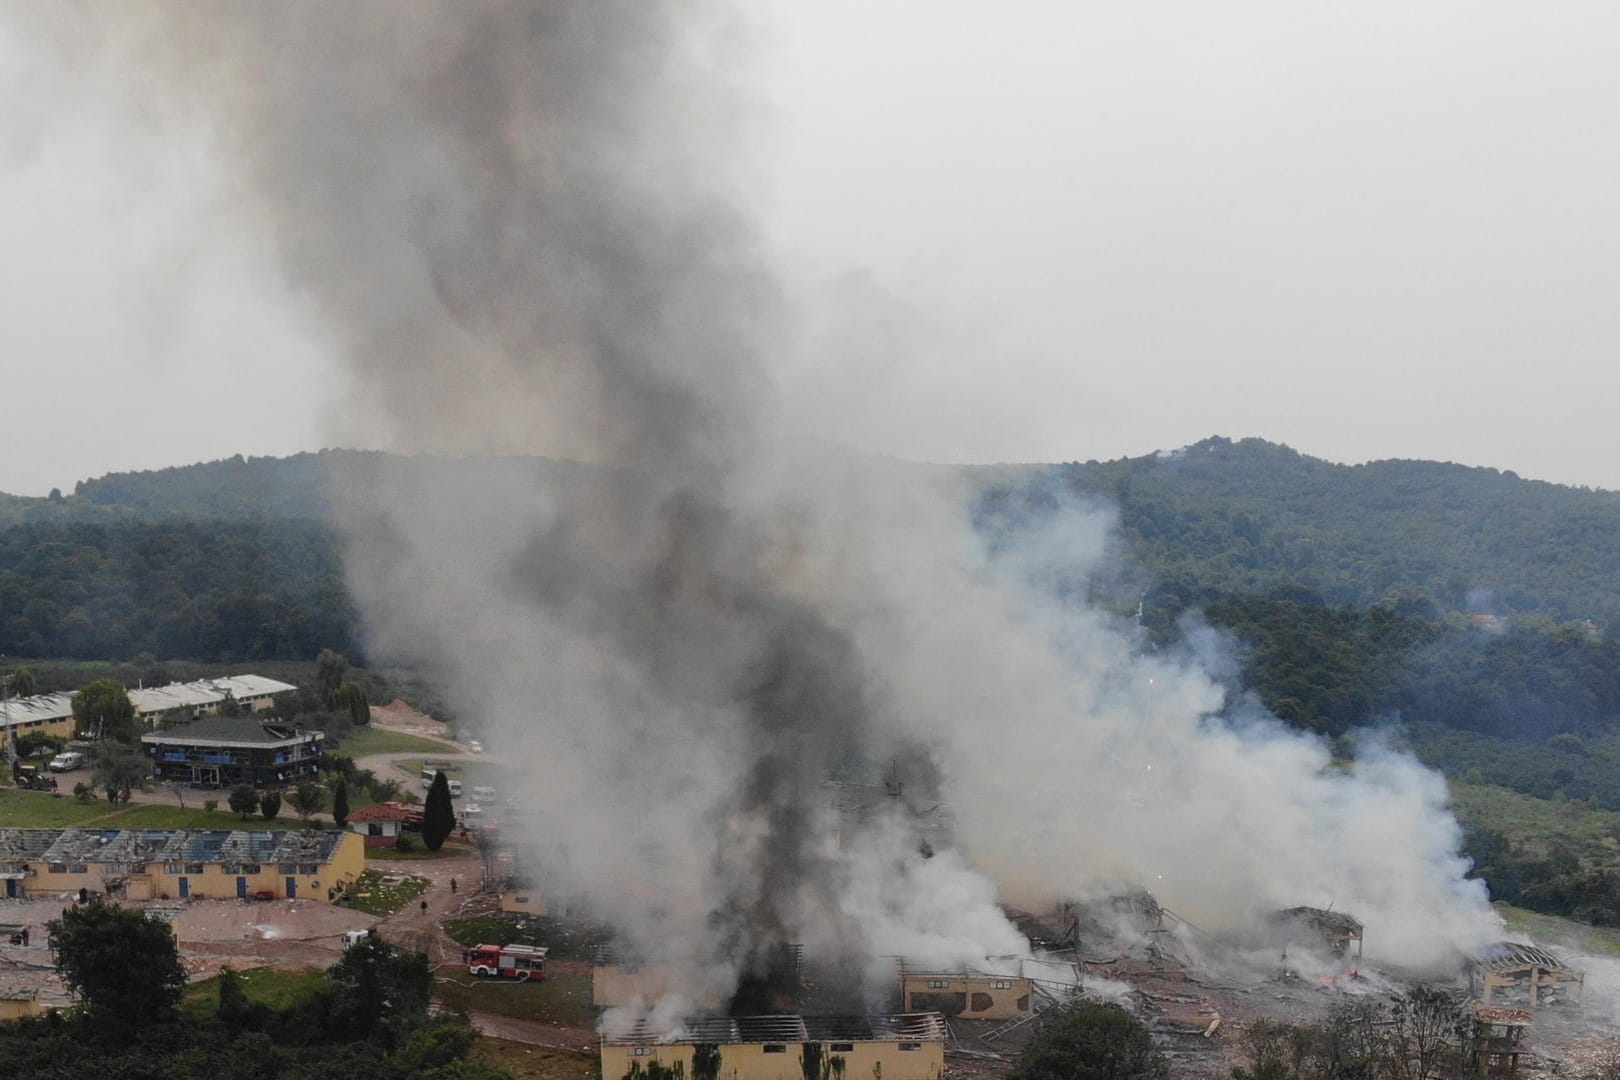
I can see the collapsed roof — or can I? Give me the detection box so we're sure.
[605,1013,949,1046]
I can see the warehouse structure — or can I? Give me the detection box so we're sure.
[601,1013,947,1080]
[0,827,363,901]
[0,675,298,744]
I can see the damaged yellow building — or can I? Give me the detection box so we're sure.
[0,828,363,902]
[899,970,1034,1021]
[601,1013,947,1080]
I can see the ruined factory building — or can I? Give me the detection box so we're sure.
[1267,906,1364,961]
[601,1013,948,1080]
[0,828,364,901]
[142,715,324,788]
[1470,942,1583,1009]
[899,967,1034,1021]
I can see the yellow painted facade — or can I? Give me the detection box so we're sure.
[3,830,364,903]
[593,963,681,1007]
[601,1040,944,1080]
[500,888,566,917]
[0,996,43,1021]
[901,974,1033,1020]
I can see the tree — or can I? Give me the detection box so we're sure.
[422,770,456,851]
[91,744,150,804]
[218,691,244,718]
[10,665,36,699]
[341,682,370,727]
[228,784,260,819]
[15,731,63,764]
[1007,1002,1169,1080]
[332,778,351,828]
[289,779,327,823]
[48,901,186,1027]
[259,789,283,820]
[325,933,431,1045]
[316,649,349,709]
[71,680,139,743]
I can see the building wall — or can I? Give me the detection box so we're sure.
[0,997,42,1022]
[20,832,364,903]
[593,963,679,1007]
[1,715,74,741]
[600,1041,944,1080]
[349,820,402,846]
[901,975,1033,1020]
[501,889,563,917]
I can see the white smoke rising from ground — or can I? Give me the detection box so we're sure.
[4,0,1501,1008]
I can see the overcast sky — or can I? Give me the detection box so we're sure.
[4,2,1620,494]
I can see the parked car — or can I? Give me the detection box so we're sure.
[466,739,483,754]
[470,785,497,802]
[48,751,84,773]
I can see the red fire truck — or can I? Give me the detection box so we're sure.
[464,943,548,982]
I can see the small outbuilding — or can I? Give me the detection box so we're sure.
[1471,942,1583,1008]
[346,802,420,846]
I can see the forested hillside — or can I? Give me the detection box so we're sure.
[0,520,356,660]
[979,435,1620,623]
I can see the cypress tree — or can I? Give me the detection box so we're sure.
[422,771,455,851]
[332,778,350,828]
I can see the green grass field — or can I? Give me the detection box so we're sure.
[1449,781,1620,866]
[364,840,471,861]
[181,967,329,1016]
[433,970,595,1027]
[474,1037,600,1080]
[1493,902,1620,957]
[333,726,454,757]
[101,803,302,831]
[0,788,124,827]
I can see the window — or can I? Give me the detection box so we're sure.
[278,863,297,874]
[368,824,384,836]
[241,864,261,874]
[830,1043,854,1053]
[299,863,318,874]
[762,1045,786,1054]
[899,1043,921,1052]
[47,864,67,874]
[631,1048,649,1058]
[927,979,949,989]
[991,979,1012,989]
[186,863,205,874]
[67,864,87,874]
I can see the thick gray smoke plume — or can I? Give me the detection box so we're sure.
[10,0,1501,1006]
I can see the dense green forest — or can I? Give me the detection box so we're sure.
[978,435,1620,622]
[0,520,355,661]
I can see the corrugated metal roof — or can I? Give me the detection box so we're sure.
[0,692,76,729]
[1,675,297,732]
